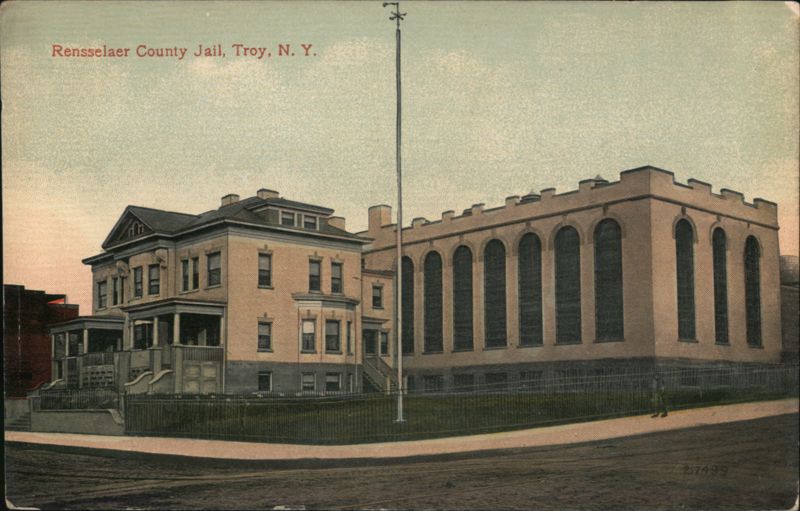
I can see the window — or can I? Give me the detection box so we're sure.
[453,246,474,351]
[133,267,143,298]
[304,215,318,230]
[372,285,383,309]
[363,330,377,355]
[259,254,272,287]
[675,220,695,340]
[453,374,475,392]
[301,373,315,392]
[325,320,341,353]
[401,257,415,354]
[148,264,160,295]
[112,278,119,306]
[281,211,295,227]
[331,263,343,294]
[133,323,152,350]
[555,227,581,343]
[309,260,321,292]
[744,236,762,346]
[258,322,272,351]
[519,371,543,390]
[485,372,508,390]
[423,375,444,393]
[207,252,221,287]
[348,373,354,392]
[380,331,389,355]
[424,251,444,353]
[325,373,341,392]
[518,234,543,346]
[97,280,108,309]
[346,321,353,354]
[302,320,316,352]
[191,257,199,289]
[257,371,272,391]
[484,240,507,348]
[182,259,190,291]
[594,220,623,341]
[712,228,729,344]
[119,277,125,305]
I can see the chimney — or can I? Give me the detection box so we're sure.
[368,205,392,232]
[221,194,240,207]
[328,216,346,230]
[257,188,280,200]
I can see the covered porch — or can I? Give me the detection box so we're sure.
[50,317,124,388]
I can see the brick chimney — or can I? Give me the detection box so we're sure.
[221,194,240,207]
[257,188,280,199]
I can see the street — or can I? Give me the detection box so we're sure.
[5,413,798,510]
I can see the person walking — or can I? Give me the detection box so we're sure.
[651,373,668,418]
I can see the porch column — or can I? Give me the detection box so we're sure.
[83,328,89,354]
[64,333,70,357]
[219,315,225,347]
[153,316,160,347]
[51,334,56,380]
[173,313,181,345]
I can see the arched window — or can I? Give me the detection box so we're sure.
[401,256,415,354]
[675,219,695,340]
[484,239,507,348]
[744,236,762,346]
[555,226,581,343]
[518,233,543,346]
[423,252,443,353]
[712,228,729,344]
[594,219,623,341]
[452,246,473,351]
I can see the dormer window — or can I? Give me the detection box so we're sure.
[303,215,318,230]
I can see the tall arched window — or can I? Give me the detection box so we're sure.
[712,228,729,344]
[594,219,624,341]
[518,233,543,346]
[452,246,473,351]
[744,236,762,346]
[555,226,581,343]
[484,239,507,348]
[401,256,415,354]
[423,252,443,353]
[675,219,695,340]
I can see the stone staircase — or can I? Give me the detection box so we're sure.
[362,356,400,394]
[5,412,31,431]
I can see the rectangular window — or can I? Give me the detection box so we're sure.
[331,263,343,294]
[207,252,221,287]
[325,320,341,353]
[258,322,272,351]
[148,264,160,295]
[112,278,119,306]
[133,323,152,350]
[346,321,352,354]
[325,372,341,392]
[303,215,318,230]
[309,260,321,292]
[363,330,377,355]
[119,277,125,305]
[258,254,272,287]
[302,320,316,352]
[348,373,354,392]
[423,375,444,393]
[258,371,272,391]
[182,260,190,291]
[372,285,383,309]
[192,257,199,289]
[133,267,143,298]
[453,374,475,392]
[485,372,508,391]
[519,371,543,390]
[301,372,315,392]
[97,280,108,309]
[281,211,295,227]
[380,331,389,356]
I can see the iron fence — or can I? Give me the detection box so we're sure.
[125,363,799,444]
[35,387,121,411]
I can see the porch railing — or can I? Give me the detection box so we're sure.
[177,345,223,362]
[81,352,114,366]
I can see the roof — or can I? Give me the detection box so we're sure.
[99,194,364,252]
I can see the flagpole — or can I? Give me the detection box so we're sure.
[383,1,406,423]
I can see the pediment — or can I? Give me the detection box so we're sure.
[103,210,154,248]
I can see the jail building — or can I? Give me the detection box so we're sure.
[361,166,783,392]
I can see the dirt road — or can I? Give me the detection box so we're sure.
[5,413,798,510]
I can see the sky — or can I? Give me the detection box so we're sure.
[2,1,798,313]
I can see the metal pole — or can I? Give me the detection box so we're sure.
[384,1,406,423]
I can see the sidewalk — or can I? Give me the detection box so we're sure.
[5,398,798,461]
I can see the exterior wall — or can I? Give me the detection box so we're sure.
[30,408,124,435]
[363,167,782,374]
[226,360,361,394]
[361,269,395,358]
[224,231,363,393]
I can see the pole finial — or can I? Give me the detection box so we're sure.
[383,1,406,27]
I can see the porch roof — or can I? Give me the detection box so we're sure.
[49,316,124,334]
[122,297,226,320]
